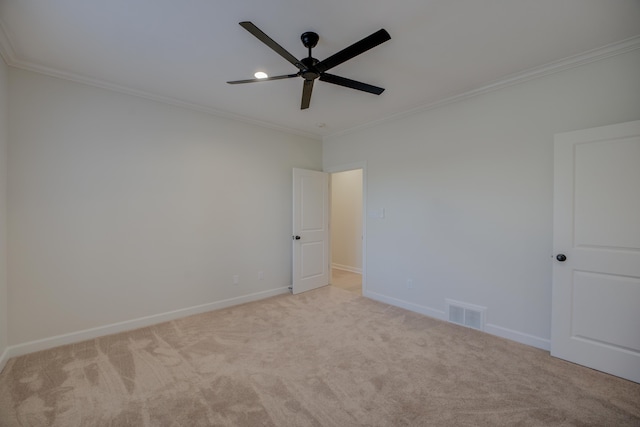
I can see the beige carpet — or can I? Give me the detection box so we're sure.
[330,269,362,295]
[1,286,639,426]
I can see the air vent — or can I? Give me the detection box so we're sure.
[446,299,486,331]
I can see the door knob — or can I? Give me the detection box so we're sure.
[556,254,567,262]
[293,235,301,240]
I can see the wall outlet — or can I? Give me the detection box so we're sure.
[406,278,414,289]
[233,275,239,285]
[258,271,264,280]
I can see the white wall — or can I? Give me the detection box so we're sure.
[330,170,362,272]
[323,49,640,348]
[0,55,8,366]
[7,68,322,347]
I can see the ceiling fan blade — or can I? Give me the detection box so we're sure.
[239,22,305,71]
[301,79,314,110]
[315,29,390,73]
[319,73,385,95]
[227,74,299,84]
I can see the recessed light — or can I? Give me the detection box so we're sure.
[254,71,268,79]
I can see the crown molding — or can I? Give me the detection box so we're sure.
[325,35,640,141]
[0,18,17,65]
[0,20,321,141]
[13,58,322,141]
[2,14,637,143]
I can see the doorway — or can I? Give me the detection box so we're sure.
[329,167,364,295]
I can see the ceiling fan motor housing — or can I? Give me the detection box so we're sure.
[301,57,320,80]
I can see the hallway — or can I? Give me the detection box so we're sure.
[331,268,362,295]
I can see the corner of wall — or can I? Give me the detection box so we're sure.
[0,54,9,372]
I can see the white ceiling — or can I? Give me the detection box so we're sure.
[1,1,639,139]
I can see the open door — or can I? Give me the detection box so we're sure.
[551,120,640,383]
[292,168,329,294]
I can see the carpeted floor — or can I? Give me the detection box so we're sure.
[1,286,639,426]
[330,268,362,295]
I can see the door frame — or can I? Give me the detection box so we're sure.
[325,161,367,295]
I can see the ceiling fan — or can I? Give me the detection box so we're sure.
[227,22,391,109]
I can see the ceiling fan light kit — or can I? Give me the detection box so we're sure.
[227,21,391,109]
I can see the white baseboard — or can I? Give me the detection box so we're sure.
[364,290,550,351]
[332,264,362,274]
[365,290,447,321]
[485,323,550,351]
[2,287,551,369]
[4,287,290,361]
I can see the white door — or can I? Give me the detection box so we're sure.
[292,168,329,294]
[552,120,640,383]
